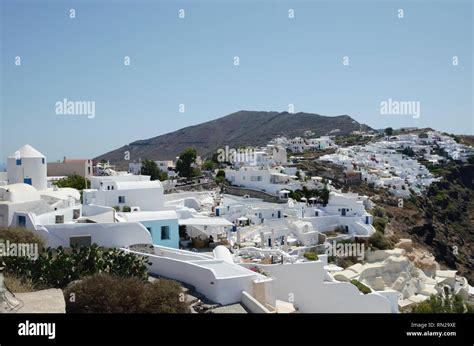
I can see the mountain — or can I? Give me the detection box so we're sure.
[94,110,373,166]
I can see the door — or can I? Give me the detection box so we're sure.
[341,208,346,216]
[277,210,281,218]
[23,178,32,185]
[18,215,26,227]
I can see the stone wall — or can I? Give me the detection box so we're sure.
[165,181,217,194]
[223,185,285,203]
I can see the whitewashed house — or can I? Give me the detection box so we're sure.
[225,166,301,195]
[83,174,164,211]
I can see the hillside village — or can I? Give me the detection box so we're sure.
[0,128,473,314]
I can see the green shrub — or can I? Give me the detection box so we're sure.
[371,206,386,218]
[303,252,318,261]
[64,274,189,313]
[53,174,89,190]
[122,205,131,212]
[112,206,120,211]
[350,279,371,294]
[3,245,149,289]
[215,170,226,184]
[368,232,394,250]
[372,217,387,233]
[333,257,355,269]
[411,293,472,313]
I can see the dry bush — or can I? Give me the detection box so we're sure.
[3,273,36,293]
[64,274,189,313]
[0,227,45,251]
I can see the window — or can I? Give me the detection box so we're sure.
[42,158,45,164]
[16,159,21,165]
[118,196,126,204]
[18,215,26,227]
[70,235,92,247]
[160,226,170,240]
[55,215,64,224]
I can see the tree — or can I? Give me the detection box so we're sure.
[176,148,197,179]
[215,169,226,184]
[202,160,214,171]
[384,127,394,136]
[319,186,330,205]
[53,174,89,190]
[158,171,168,181]
[141,160,159,180]
[140,160,168,181]
[295,170,301,180]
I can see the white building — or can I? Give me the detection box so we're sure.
[271,136,337,153]
[128,160,175,175]
[0,183,81,228]
[7,145,47,190]
[83,175,164,211]
[225,166,301,195]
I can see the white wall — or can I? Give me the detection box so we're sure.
[35,205,81,225]
[241,291,272,313]
[0,200,50,227]
[125,246,259,305]
[83,186,163,211]
[7,157,47,191]
[261,261,393,313]
[37,222,152,248]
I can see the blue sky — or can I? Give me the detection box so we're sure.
[1,0,473,162]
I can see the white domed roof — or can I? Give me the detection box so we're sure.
[0,183,41,202]
[8,144,45,159]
